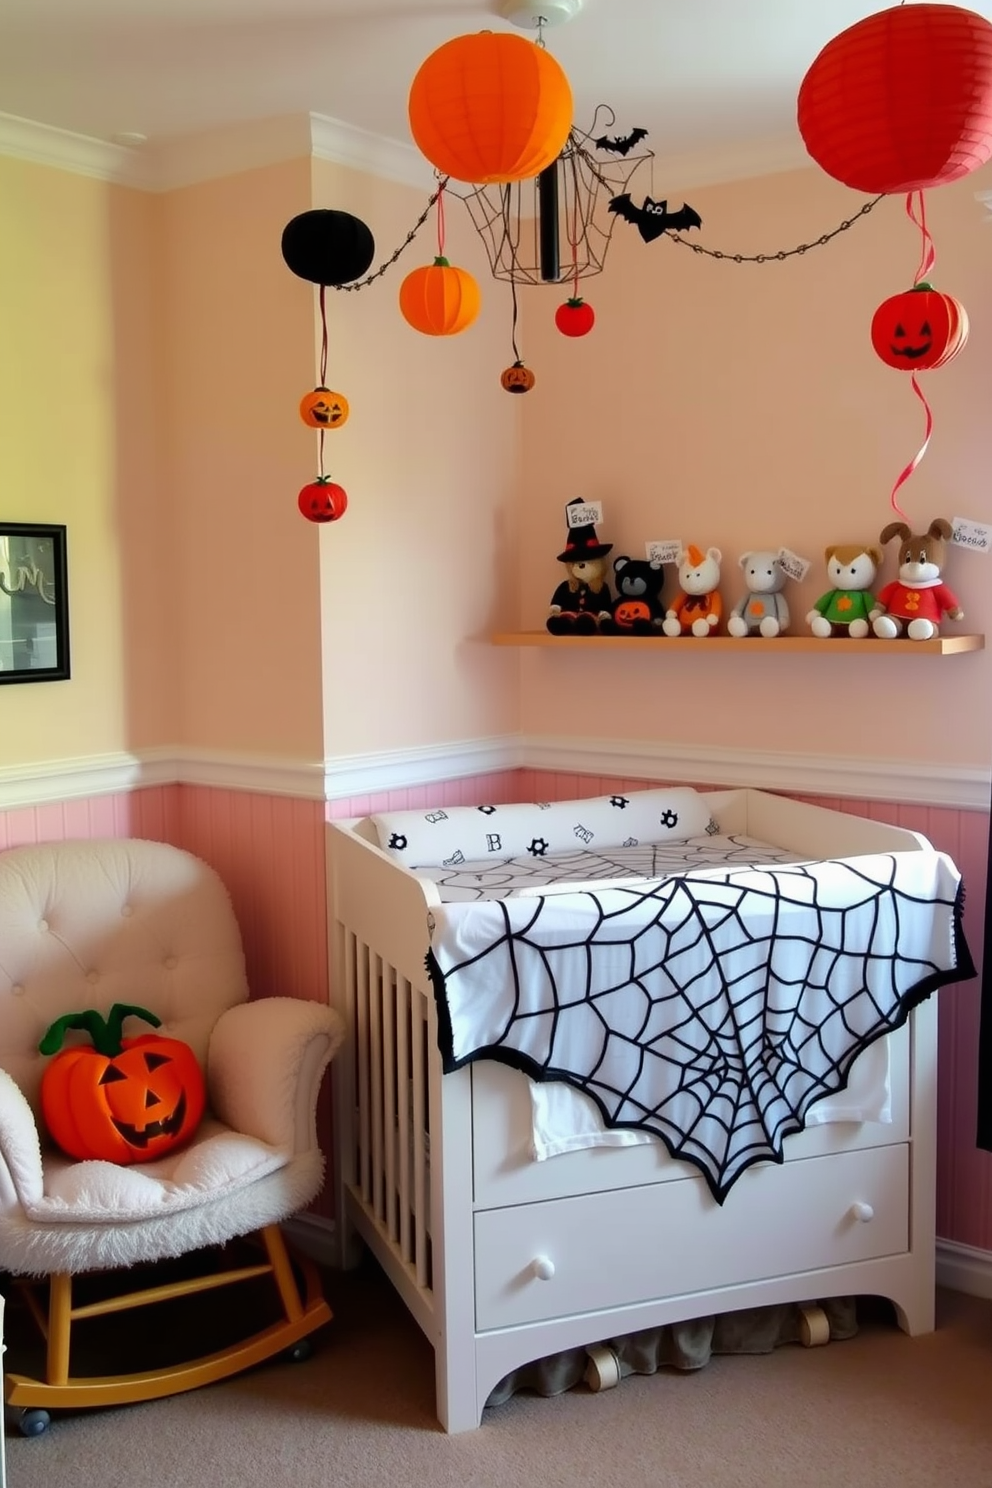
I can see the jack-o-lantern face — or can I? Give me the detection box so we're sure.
[39,1004,206,1165]
[500,361,536,394]
[298,478,348,523]
[299,387,350,429]
[871,283,969,372]
[615,599,651,627]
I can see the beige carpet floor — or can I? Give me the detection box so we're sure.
[5,1257,992,1488]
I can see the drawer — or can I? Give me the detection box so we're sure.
[474,1142,908,1331]
[472,1022,911,1209]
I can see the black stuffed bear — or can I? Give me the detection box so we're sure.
[602,556,666,635]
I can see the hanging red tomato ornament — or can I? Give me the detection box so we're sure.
[555,297,595,337]
[298,387,350,429]
[871,282,970,371]
[408,31,573,185]
[298,478,348,523]
[399,257,481,336]
[798,3,992,194]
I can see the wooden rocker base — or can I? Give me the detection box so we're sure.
[4,1223,332,1420]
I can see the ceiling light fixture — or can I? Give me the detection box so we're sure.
[496,0,583,30]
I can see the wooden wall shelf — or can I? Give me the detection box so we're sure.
[492,632,985,655]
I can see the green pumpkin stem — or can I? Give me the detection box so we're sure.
[39,1003,161,1059]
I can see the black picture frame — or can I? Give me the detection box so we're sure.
[0,523,70,684]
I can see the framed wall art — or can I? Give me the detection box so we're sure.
[0,523,70,684]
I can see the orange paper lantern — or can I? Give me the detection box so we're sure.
[408,31,573,184]
[798,3,992,193]
[399,257,481,336]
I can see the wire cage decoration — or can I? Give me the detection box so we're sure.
[448,107,654,286]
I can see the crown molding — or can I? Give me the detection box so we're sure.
[653,132,815,191]
[0,110,148,187]
[0,736,986,813]
[0,109,435,193]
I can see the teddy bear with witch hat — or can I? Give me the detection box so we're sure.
[547,499,614,635]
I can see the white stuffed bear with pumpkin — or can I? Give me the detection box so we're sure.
[662,545,723,637]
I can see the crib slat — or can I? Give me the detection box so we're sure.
[397,975,412,1264]
[370,954,384,1223]
[356,940,372,1205]
[412,989,428,1288]
[382,966,398,1242]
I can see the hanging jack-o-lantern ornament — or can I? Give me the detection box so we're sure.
[399,257,481,336]
[871,282,970,372]
[408,30,573,184]
[500,361,536,394]
[298,477,348,524]
[555,297,595,337]
[299,387,350,429]
[281,209,376,286]
[798,4,992,194]
[39,1004,206,1165]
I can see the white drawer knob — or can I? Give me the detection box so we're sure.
[531,1255,556,1281]
[850,1201,874,1223]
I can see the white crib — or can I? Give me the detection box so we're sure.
[327,787,945,1433]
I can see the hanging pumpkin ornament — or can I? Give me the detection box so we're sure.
[281,209,375,286]
[798,3,992,194]
[555,297,595,337]
[871,282,969,372]
[299,387,350,429]
[500,360,536,393]
[298,477,348,524]
[399,180,481,336]
[408,30,573,184]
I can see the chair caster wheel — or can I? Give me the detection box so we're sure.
[286,1338,312,1363]
[19,1407,51,1437]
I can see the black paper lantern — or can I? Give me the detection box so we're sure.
[281,210,375,287]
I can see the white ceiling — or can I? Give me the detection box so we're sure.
[6,0,991,180]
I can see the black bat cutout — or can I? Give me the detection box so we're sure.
[608,193,703,243]
[593,126,649,156]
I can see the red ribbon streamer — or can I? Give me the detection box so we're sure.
[889,371,932,521]
[906,190,935,283]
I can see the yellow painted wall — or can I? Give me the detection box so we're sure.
[0,156,174,765]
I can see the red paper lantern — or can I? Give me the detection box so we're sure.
[798,3,992,193]
[399,257,481,336]
[408,31,573,185]
[871,282,969,371]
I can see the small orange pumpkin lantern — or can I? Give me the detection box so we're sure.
[870,282,969,371]
[299,387,350,429]
[500,361,536,394]
[39,1004,206,1165]
[408,30,573,184]
[399,257,481,336]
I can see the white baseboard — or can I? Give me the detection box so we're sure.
[284,1213,338,1269]
[936,1238,992,1298]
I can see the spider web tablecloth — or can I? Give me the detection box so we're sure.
[426,850,974,1202]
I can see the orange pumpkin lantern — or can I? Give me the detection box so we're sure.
[399,257,481,336]
[299,387,350,429]
[39,1004,206,1165]
[500,361,536,394]
[871,282,969,371]
[408,31,573,184]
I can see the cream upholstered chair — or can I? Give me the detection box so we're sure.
[0,837,344,1436]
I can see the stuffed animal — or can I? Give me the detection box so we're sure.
[871,519,964,641]
[726,550,790,637]
[602,556,666,635]
[806,544,882,638]
[547,499,613,635]
[662,545,723,637]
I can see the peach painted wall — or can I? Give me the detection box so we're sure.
[158,157,325,760]
[309,158,521,761]
[0,157,174,763]
[514,160,992,776]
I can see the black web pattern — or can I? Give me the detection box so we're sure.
[422,834,800,902]
[427,853,974,1203]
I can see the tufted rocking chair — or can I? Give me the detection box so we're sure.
[0,837,344,1436]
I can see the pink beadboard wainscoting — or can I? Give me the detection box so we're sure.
[1,772,989,1251]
